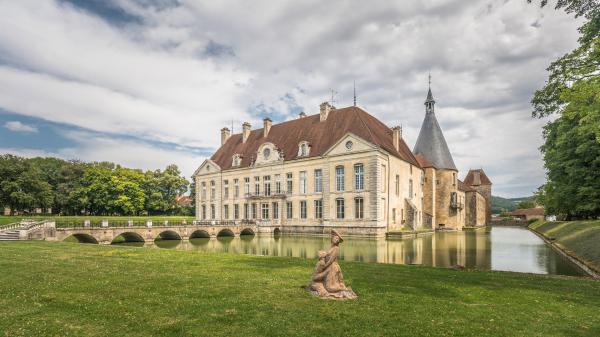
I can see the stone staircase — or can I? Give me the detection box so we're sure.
[0,229,21,241]
[0,220,47,241]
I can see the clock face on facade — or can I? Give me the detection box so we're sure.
[263,148,271,159]
[345,140,353,150]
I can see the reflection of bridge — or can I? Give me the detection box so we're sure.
[1,220,267,245]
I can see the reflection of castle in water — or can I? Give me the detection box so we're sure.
[149,231,493,270]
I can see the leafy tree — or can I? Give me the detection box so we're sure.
[530,1,600,218]
[517,200,536,210]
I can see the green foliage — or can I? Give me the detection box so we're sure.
[0,155,190,216]
[517,200,536,209]
[531,2,600,218]
[491,195,517,213]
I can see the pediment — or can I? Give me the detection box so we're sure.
[193,159,221,177]
[254,142,282,166]
[323,132,377,157]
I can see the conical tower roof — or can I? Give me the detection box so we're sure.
[413,88,457,170]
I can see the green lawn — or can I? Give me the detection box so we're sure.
[1,242,600,336]
[530,220,600,273]
[0,215,195,227]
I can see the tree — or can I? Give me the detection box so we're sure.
[530,1,600,218]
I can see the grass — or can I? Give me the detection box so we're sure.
[1,242,600,336]
[530,220,600,273]
[0,215,195,227]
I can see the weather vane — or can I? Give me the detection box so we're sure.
[330,88,338,105]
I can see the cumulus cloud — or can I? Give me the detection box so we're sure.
[0,0,585,196]
[4,121,38,133]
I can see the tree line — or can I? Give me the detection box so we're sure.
[530,1,600,219]
[0,155,190,216]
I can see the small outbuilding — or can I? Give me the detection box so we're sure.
[511,207,545,221]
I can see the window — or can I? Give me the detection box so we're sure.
[261,203,269,219]
[355,197,364,219]
[234,204,239,220]
[224,204,229,219]
[201,205,206,220]
[286,173,293,194]
[299,171,307,194]
[299,142,309,156]
[335,166,345,192]
[210,180,215,199]
[300,200,307,219]
[314,199,323,219]
[223,180,229,199]
[453,173,456,186]
[233,179,239,198]
[410,165,413,174]
[392,208,396,223]
[395,175,400,196]
[354,164,364,190]
[381,165,386,192]
[314,169,322,193]
[409,179,413,199]
[275,174,281,194]
[201,182,206,200]
[254,176,260,196]
[336,198,345,219]
[263,148,271,160]
[286,202,293,219]
[244,177,250,195]
[210,204,215,219]
[232,154,241,167]
[251,203,257,219]
[272,202,279,219]
[244,203,249,219]
[264,175,271,196]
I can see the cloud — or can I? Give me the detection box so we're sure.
[0,0,586,197]
[4,121,38,133]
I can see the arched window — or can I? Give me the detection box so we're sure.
[232,154,241,167]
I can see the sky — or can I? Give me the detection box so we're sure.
[0,0,584,197]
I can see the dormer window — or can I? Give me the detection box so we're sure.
[298,141,310,157]
[232,154,242,167]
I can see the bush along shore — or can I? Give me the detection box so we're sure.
[529,220,600,277]
[1,241,600,337]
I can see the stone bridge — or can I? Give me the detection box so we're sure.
[47,221,263,245]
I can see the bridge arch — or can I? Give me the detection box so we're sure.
[65,233,99,244]
[240,228,255,236]
[156,230,182,241]
[112,232,145,244]
[190,229,210,238]
[217,228,235,237]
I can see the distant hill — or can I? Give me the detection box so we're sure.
[491,195,536,214]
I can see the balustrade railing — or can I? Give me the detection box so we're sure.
[53,219,256,229]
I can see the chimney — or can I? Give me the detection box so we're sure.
[392,126,402,151]
[242,122,251,143]
[298,112,307,118]
[320,102,334,121]
[220,127,231,146]
[263,118,272,137]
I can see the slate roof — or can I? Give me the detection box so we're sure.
[413,93,457,170]
[415,153,433,168]
[211,106,419,170]
[463,169,492,186]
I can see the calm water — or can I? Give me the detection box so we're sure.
[117,226,585,276]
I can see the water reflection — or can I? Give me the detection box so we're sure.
[115,227,585,276]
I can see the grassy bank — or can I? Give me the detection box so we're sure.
[1,242,600,336]
[530,220,600,273]
[0,215,194,226]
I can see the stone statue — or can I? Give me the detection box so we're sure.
[307,230,357,300]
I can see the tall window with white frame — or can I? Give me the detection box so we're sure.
[335,166,345,192]
[272,202,279,219]
[409,179,413,199]
[210,204,215,219]
[299,171,307,194]
[223,180,229,199]
[300,200,307,219]
[252,203,257,219]
[261,203,269,219]
[354,163,364,190]
[336,198,345,219]
[210,180,215,199]
[234,204,239,220]
[314,199,323,219]
[286,201,293,219]
[224,204,229,219]
[254,177,260,196]
[233,178,239,198]
[395,175,400,196]
[355,197,364,219]
[201,205,206,220]
[314,169,322,193]
[244,177,250,196]
[264,175,271,196]
[244,203,249,219]
[274,174,281,194]
[286,173,293,194]
[201,182,206,200]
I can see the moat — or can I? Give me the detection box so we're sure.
[116,226,585,276]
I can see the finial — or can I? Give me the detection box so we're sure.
[428,71,431,89]
[329,88,338,105]
[353,80,356,107]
